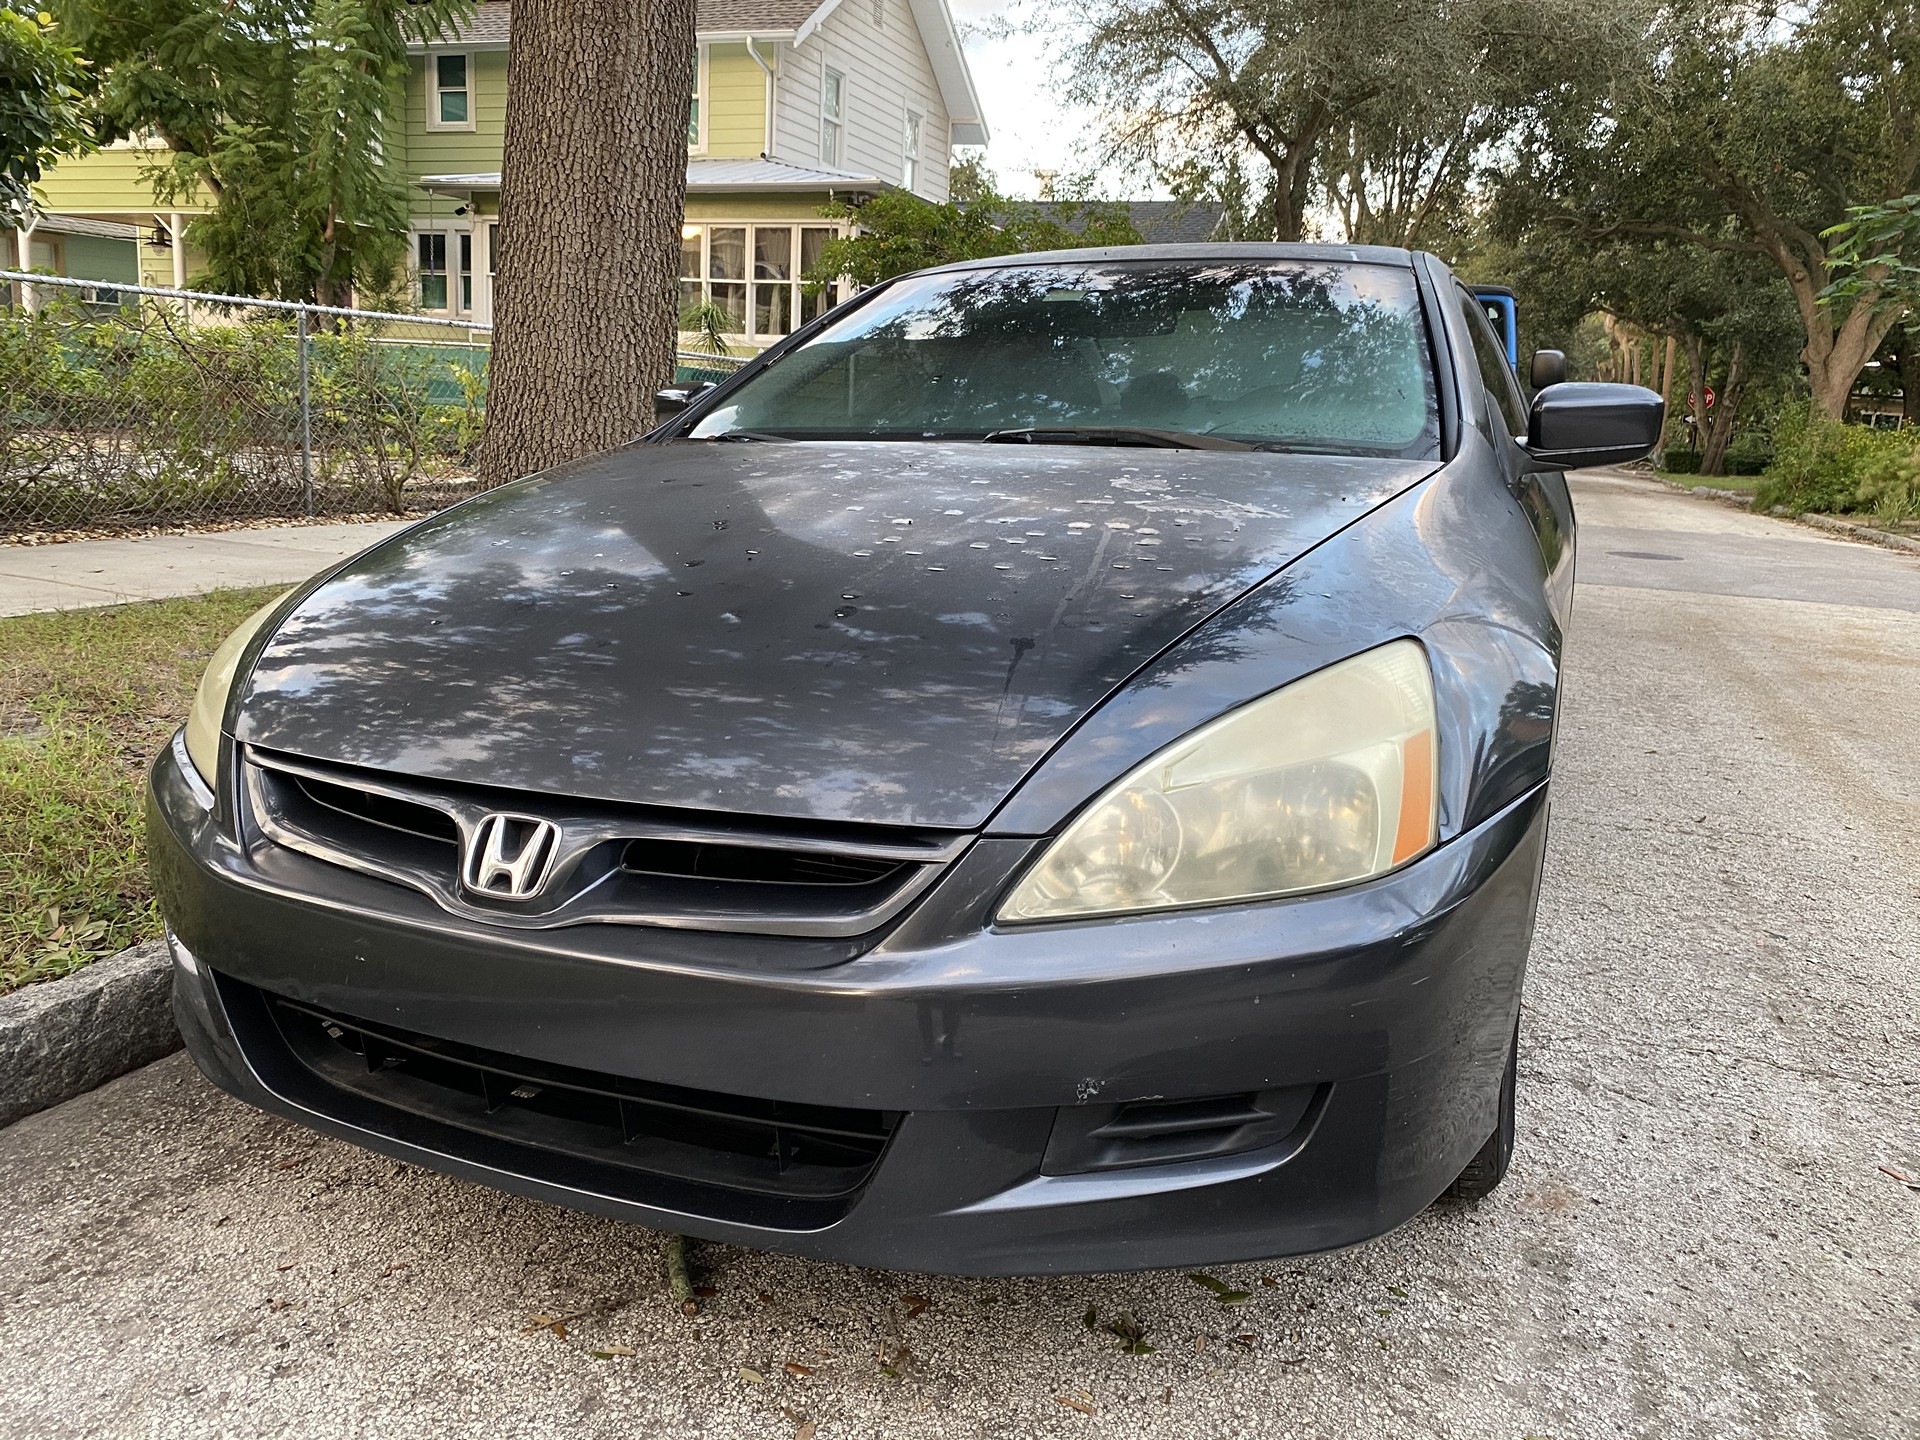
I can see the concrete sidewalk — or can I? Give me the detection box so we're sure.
[0,521,412,617]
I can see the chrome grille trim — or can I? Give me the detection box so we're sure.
[241,745,966,938]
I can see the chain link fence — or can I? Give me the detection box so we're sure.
[1,270,747,538]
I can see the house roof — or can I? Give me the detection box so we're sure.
[412,0,986,144]
[414,156,885,197]
[419,0,849,49]
[3,213,144,241]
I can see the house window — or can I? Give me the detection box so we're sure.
[429,52,473,130]
[902,110,922,192]
[679,223,846,343]
[821,70,844,166]
[688,47,705,150]
[458,232,474,312]
[417,232,449,310]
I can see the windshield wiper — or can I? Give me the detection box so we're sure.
[705,430,793,443]
[981,426,1254,452]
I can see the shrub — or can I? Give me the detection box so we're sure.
[1662,446,1702,474]
[1753,403,1917,515]
[1853,446,1920,526]
[1721,435,1773,476]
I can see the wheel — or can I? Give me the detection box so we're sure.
[1443,1016,1518,1202]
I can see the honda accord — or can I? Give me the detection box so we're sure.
[149,244,1662,1274]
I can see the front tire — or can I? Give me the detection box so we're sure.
[1443,1016,1518,1202]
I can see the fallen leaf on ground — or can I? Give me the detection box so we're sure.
[1186,1272,1252,1305]
[1056,1395,1095,1416]
[795,1424,817,1440]
[757,1292,775,1304]
[592,1346,636,1359]
[276,1263,294,1272]
[1259,1276,1279,1288]
[738,1366,766,1385]
[694,1285,718,1298]
[274,1158,307,1171]
[784,1362,813,1377]
[780,1405,806,1423]
[902,1294,930,1318]
[381,1262,411,1277]
[1876,1164,1916,1185]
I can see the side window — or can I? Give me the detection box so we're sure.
[1456,287,1527,439]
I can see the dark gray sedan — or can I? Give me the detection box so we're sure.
[149,244,1661,1274]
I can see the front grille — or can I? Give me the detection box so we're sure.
[241,745,966,937]
[620,837,906,888]
[1042,1086,1325,1174]
[251,985,899,1205]
[291,771,460,846]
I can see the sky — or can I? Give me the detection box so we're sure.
[948,1,1150,199]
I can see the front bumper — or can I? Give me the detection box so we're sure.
[150,738,1548,1275]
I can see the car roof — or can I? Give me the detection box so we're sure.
[922,242,1423,274]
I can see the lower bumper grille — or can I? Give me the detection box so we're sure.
[218,975,899,1225]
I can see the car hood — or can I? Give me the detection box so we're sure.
[235,441,1435,829]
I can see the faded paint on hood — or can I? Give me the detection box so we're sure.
[234,441,1435,828]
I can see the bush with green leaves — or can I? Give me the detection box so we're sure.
[1662,446,1702,474]
[1721,435,1773,476]
[1754,402,1918,518]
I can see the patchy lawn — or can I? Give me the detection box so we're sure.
[0,587,281,995]
[1655,470,1763,493]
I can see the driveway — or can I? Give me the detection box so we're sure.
[0,471,1914,1439]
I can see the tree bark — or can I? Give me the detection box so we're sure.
[1685,335,1707,454]
[478,0,697,486]
[1895,323,1920,427]
[1700,340,1745,477]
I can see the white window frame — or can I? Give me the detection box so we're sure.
[426,50,475,132]
[902,109,922,192]
[679,221,851,346]
[688,44,708,154]
[411,221,478,316]
[820,67,845,167]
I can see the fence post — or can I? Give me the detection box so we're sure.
[298,305,313,517]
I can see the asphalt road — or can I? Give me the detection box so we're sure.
[2,471,1915,1440]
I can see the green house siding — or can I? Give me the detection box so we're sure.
[702,45,767,158]
[33,148,213,217]
[685,193,836,223]
[403,49,509,180]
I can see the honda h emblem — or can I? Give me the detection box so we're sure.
[462,814,561,900]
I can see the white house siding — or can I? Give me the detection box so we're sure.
[782,0,951,200]
[772,39,824,167]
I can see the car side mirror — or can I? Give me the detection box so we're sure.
[654,381,716,419]
[1524,383,1664,469]
[1528,349,1567,389]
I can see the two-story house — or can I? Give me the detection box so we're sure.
[17,0,986,349]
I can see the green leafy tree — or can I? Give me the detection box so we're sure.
[1,3,94,225]
[1059,0,1655,245]
[1499,1,1920,420]
[55,0,470,305]
[805,163,1141,288]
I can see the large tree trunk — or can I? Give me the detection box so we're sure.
[1699,340,1746,477]
[1685,335,1708,454]
[479,0,697,486]
[1895,323,1920,427]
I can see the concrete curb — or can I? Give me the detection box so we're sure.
[0,940,179,1129]
[1796,512,1920,555]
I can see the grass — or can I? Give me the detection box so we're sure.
[1655,470,1762,493]
[0,586,281,996]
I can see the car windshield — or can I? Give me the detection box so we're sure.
[688,259,1440,457]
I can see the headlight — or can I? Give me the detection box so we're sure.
[998,639,1439,923]
[183,594,289,786]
